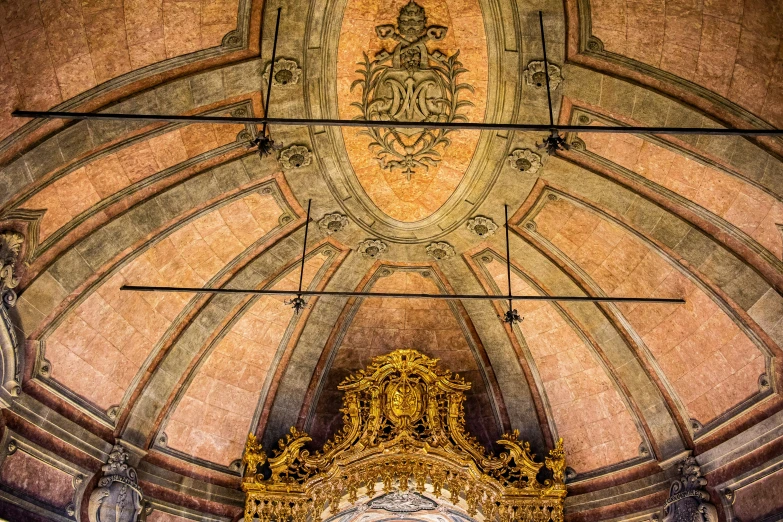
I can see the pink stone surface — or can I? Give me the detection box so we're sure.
[0,450,74,508]
[582,130,783,259]
[164,253,329,466]
[0,0,241,140]
[336,0,488,222]
[485,259,642,472]
[590,0,783,127]
[20,118,243,242]
[533,196,766,424]
[146,511,192,522]
[46,192,283,410]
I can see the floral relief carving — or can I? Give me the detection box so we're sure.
[466,216,498,238]
[318,213,349,235]
[278,145,313,169]
[263,58,302,86]
[523,60,563,91]
[425,241,455,260]
[358,239,388,259]
[507,149,542,174]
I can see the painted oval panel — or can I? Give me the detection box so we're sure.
[337,0,488,222]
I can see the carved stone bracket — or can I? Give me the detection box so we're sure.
[661,457,718,522]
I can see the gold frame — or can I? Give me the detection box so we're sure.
[242,349,566,522]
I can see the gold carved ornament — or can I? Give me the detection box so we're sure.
[242,349,566,522]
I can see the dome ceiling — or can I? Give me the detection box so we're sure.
[0,0,782,522]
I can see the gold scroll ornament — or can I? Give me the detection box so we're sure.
[242,349,566,522]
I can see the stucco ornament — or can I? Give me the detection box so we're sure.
[351,0,473,179]
[318,213,349,235]
[661,457,718,522]
[278,145,313,169]
[88,444,143,522]
[0,231,23,308]
[358,239,388,259]
[263,58,302,86]
[425,241,455,260]
[507,149,542,174]
[523,60,563,91]
[466,216,498,238]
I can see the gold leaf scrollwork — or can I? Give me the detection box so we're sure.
[242,349,567,522]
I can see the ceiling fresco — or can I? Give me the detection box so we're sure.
[0,0,782,521]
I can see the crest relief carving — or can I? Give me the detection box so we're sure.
[350,1,474,180]
[88,443,144,522]
[242,349,566,522]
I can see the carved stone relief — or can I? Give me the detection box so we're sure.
[661,457,718,522]
[358,239,388,259]
[523,60,563,91]
[0,231,23,308]
[350,0,473,179]
[318,213,349,235]
[88,444,144,522]
[425,241,455,260]
[278,145,313,169]
[466,216,498,238]
[263,58,302,86]
[507,148,542,174]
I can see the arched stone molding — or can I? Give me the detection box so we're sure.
[0,0,262,162]
[465,246,660,480]
[510,180,778,445]
[558,101,783,295]
[17,172,301,430]
[563,0,783,158]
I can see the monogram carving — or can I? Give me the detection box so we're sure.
[350,1,473,179]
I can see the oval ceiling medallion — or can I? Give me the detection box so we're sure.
[337,0,488,222]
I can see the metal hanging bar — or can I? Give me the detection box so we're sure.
[11,111,783,137]
[261,7,281,135]
[285,199,311,313]
[502,205,522,323]
[120,285,685,304]
[539,11,555,128]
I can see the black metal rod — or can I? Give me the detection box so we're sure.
[261,7,281,134]
[120,285,684,303]
[297,199,311,294]
[538,11,554,128]
[504,204,513,313]
[12,111,783,136]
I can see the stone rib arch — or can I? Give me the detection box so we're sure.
[465,247,652,476]
[152,243,343,471]
[24,174,301,426]
[512,182,774,439]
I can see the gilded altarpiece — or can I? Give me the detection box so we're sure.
[242,349,567,522]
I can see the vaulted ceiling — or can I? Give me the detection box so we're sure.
[1,0,782,521]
